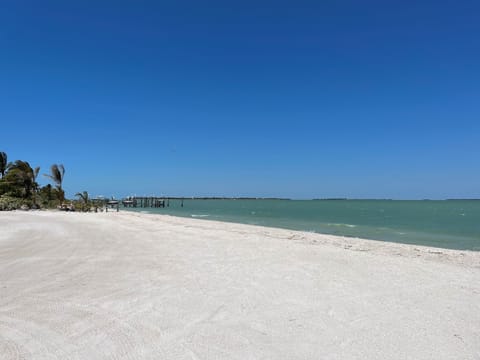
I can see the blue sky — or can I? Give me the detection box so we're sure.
[1,0,479,199]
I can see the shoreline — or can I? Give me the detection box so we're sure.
[6,208,480,266]
[121,210,480,267]
[1,210,479,359]
[120,198,480,252]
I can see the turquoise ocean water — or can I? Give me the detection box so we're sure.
[125,199,480,251]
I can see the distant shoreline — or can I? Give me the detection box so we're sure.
[121,197,480,201]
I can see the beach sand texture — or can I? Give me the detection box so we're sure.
[0,211,479,359]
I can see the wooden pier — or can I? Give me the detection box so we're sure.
[122,197,167,208]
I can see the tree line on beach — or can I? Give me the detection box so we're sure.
[0,151,100,211]
[0,151,68,210]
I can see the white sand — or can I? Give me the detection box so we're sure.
[0,211,479,360]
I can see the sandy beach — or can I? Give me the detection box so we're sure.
[0,211,479,359]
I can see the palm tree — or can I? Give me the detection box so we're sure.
[31,166,40,206]
[75,191,89,211]
[44,164,65,202]
[0,152,7,178]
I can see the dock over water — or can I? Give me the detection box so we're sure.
[122,197,184,208]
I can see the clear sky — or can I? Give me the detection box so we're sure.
[1,0,479,199]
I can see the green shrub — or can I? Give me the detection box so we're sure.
[0,196,28,211]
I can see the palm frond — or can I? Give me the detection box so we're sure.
[75,191,89,203]
[33,166,40,180]
[44,164,65,189]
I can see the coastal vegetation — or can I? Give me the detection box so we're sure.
[44,164,65,203]
[75,191,96,212]
[0,151,70,210]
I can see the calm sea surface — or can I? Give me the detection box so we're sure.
[125,199,480,251]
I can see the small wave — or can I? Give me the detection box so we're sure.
[327,223,357,228]
[191,214,209,218]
